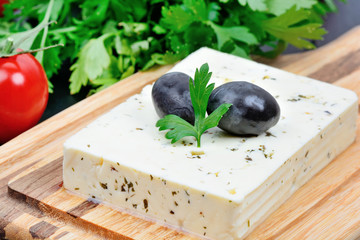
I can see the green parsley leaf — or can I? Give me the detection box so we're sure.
[262,7,327,49]
[208,22,258,51]
[238,0,267,11]
[156,63,232,147]
[152,24,167,35]
[157,115,198,144]
[288,0,317,10]
[78,0,110,26]
[207,2,221,22]
[184,23,214,52]
[221,40,250,59]
[150,52,183,65]
[88,77,118,95]
[69,34,113,94]
[267,0,316,16]
[160,5,194,32]
[323,0,339,12]
[183,0,208,21]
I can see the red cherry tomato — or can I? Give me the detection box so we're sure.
[0,53,48,144]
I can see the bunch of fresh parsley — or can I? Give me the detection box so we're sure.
[0,0,345,94]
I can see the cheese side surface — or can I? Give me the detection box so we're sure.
[63,48,358,239]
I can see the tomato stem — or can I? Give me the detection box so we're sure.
[18,44,64,54]
[0,20,62,58]
[3,38,14,55]
[12,20,57,51]
[0,43,64,58]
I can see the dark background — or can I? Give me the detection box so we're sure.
[40,0,360,122]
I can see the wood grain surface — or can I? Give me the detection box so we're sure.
[1,26,360,239]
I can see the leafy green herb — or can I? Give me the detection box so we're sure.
[69,33,114,94]
[0,0,342,94]
[238,0,267,11]
[266,0,317,16]
[262,7,327,49]
[208,22,258,57]
[156,63,231,147]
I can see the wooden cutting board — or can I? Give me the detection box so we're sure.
[1,26,360,240]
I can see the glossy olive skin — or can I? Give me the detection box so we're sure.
[152,72,194,124]
[207,81,280,135]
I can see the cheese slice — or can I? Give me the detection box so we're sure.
[63,47,358,239]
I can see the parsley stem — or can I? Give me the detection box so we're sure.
[48,26,78,34]
[35,0,55,64]
[194,115,204,147]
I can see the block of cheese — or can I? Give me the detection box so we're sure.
[63,47,358,239]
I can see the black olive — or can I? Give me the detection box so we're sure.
[207,81,280,135]
[152,72,194,124]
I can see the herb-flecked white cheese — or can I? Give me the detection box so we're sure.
[63,47,358,239]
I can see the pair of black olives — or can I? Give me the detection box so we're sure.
[152,72,280,136]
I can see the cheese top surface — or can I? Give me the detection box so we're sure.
[64,47,357,203]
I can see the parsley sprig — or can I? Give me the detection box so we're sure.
[156,63,231,148]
